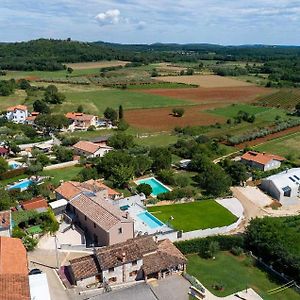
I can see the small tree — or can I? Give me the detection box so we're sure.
[137,183,152,196]
[0,157,8,175]
[67,67,73,74]
[104,107,118,122]
[172,108,185,117]
[77,105,84,113]
[118,105,124,120]
[33,100,50,114]
[117,119,129,131]
[205,241,220,259]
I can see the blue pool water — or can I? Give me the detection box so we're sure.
[136,177,170,196]
[137,211,164,229]
[8,180,33,190]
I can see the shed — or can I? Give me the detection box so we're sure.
[49,199,68,215]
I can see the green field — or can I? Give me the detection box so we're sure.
[256,90,300,110]
[135,134,178,147]
[56,89,192,115]
[148,201,237,232]
[187,252,300,300]
[126,82,197,89]
[27,225,43,234]
[42,165,83,186]
[255,132,300,163]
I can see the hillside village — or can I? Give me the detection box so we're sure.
[0,40,300,300]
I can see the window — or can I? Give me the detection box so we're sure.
[94,222,96,228]
[108,277,117,283]
[84,216,87,221]
[109,267,114,273]
[132,260,137,266]
[118,227,122,234]
[282,186,291,197]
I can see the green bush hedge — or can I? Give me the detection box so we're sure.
[0,167,27,180]
[174,235,245,255]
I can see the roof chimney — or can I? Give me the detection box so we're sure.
[122,252,126,262]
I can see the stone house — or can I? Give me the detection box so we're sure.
[67,236,186,288]
[72,141,112,158]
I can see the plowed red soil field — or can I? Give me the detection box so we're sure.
[138,86,273,104]
[126,86,274,131]
[126,105,226,131]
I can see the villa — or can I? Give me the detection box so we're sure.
[6,105,28,124]
[72,140,113,158]
[241,151,285,171]
[67,236,186,287]
[65,112,98,131]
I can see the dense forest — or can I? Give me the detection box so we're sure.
[0,39,299,86]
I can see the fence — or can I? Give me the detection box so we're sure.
[43,160,79,170]
[158,216,243,242]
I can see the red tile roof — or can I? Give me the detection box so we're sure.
[65,112,95,121]
[85,179,120,197]
[6,105,28,112]
[241,151,285,166]
[0,211,11,230]
[70,194,132,231]
[21,197,48,211]
[0,274,30,300]
[73,141,101,154]
[0,147,9,154]
[55,181,82,200]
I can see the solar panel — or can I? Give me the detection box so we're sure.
[294,175,300,180]
[289,176,296,182]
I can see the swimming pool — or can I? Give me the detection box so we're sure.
[7,179,33,191]
[136,177,171,196]
[137,211,164,229]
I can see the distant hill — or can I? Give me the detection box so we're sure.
[0,38,299,71]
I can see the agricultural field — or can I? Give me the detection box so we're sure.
[134,134,178,147]
[0,89,27,111]
[65,60,129,69]
[55,89,193,115]
[254,132,300,164]
[256,89,300,110]
[156,75,253,88]
[148,201,237,232]
[187,252,300,300]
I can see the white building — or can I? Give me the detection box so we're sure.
[261,168,300,205]
[73,140,113,158]
[6,105,28,123]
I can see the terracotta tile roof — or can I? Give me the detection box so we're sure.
[0,211,11,230]
[73,141,100,154]
[0,237,28,275]
[241,151,286,166]
[65,112,95,121]
[70,194,132,232]
[69,254,100,281]
[6,105,28,112]
[55,181,82,200]
[69,236,157,280]
[142,239,187,276]
[21,197,48,211]
[96,236,157,270]
[0,274,30,300]
[85,179,120,197]
[0,147,9,154]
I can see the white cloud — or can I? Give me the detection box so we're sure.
[95,9,120,26]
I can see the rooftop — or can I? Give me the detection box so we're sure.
[70,193,132,232]
[242,151,285,165]
[7,105,28,112]
[0,147,9,154]
[264,168,300,189]
[21,197,48,211]
[73,140,112,154]
[65,112,96,122]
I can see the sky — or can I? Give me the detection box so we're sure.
[1,0,300,45]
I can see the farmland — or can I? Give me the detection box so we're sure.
[148,201,237,232]
[156,75,253,88]
[65,60,129,69]
[256,89,300,109]
[254,132,300,163]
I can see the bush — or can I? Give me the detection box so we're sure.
[157,169,175,185]
[136,183,152,196]
[231,246,244,256]
[87,125,96,131]
[174,235,245,255]
[0,167,27,180]
[172,108,185,117]
[174,175,190,187]
[22,235,38,251]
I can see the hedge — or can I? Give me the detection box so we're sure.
[0,167,27,180]
[174,235,245,255]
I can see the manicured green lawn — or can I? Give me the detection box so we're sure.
[135,134,178,147]
[255,132,300,164]
[58,89,192,115]
[41,166,83,186]
[27,225,43,234]
[187,252,300,300]
[148,201,237,232]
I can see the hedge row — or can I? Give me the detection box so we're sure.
[174,235,245,255]
[0,167,27,180]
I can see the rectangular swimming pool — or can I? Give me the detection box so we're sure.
[7,179,33,191]
[137,211,164,229]
[136,177,171,196]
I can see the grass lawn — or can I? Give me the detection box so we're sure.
[57,89,192,115]
[27,225,43,234]
[41,165,83,186]
[187,252,300,300]
[255,132,300,164]
[148,200,237,232]
[135,134,178,147]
